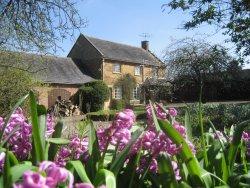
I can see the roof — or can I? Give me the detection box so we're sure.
[83,35,164,66]
[0,51,94,85]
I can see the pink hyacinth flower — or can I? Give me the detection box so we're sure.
[13,171,48,188]
[169,108,177,117]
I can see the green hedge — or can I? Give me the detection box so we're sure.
[176,102,250,136]
[110,99,125,110]
[77,80,110,113]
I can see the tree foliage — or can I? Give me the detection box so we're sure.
[0,0,86,53]
[165,38,243,85]
[78,80,110,113]
[0,68,37,115]
[164,0,250,56]
[115,74,137,105]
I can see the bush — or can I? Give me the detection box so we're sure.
[86,110,117,121]
[77,80,109,113]
[0,68,37,115]
[175,102,250,136]
[110,99,125,110]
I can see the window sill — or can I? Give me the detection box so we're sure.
[134,74,141,76]
[113,72,122,74]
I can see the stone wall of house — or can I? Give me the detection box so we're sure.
[102,59,166,109]
[103,59,156,86]
[35,84,80,108]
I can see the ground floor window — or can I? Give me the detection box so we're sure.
[133,86,139,99]
[114,86,122,99]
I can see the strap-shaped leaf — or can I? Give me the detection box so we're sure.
[158,119,202,178]
[11,164,35,183]
[3,151,12,188]
[227,119,250,172]
[0,94,29,141]
[158,154,178,188]
[94,169,116,188]
[66,160,91,183]
[109,128,143,176]
[149,100,161,132]
[86,120,101,179]
[48,120,64,161]
[46,138,70,144]
[29,91,44,163]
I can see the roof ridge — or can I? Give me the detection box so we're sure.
[1,50,70,60]
[84,34,147,52]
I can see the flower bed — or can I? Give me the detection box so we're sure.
[0,92,249,187]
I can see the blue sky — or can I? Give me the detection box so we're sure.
[57,0,249,68]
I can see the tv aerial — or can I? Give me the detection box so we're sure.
[139,33,152,41]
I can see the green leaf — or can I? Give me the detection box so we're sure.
[185,109,193,140]
[8,151,18,166]
[66,160,91,183]
[48,120,64,161]
[208,120,229,182]
[158,119,203,183]
[198,88,208,168]
[11,164,35,183]
[109,128,143,177]
[0,94,29,141]
[44,142,50,161]
[37,105,47,116]
[121,149,142,188]
[149,101,161,132]
[1,126,20,147]
[179,181,192,188]
[227,119,250,172]
[38,115,46,150]
[86,120,101,179]
[94,169,116,188]
[46,138,70,145]
[29,91,44,163]
[3,151,12,188]
[158,154,178,188]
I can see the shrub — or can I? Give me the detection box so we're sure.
[114,74,137,105]
[0,68,37,115]
[110,99,125,110]
[77,80,109,113]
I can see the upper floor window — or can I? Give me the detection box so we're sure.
[135,65,141,76]
[113,63,121,73]
[114,86,122,99]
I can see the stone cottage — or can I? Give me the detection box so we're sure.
[68,34,165,108]
[1,34,165,109]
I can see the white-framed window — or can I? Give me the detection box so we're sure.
[113,63,121,73]
[135,65,141,76]
[152,67,158,78]
[114,86,122,99]
[132,87,139,99]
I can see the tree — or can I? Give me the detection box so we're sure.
[163,0,250,56]
[0,0,86,53]
[0,68,37,115]
[78,80,110,113]
[165,38,243,85]
[164,38,243,101]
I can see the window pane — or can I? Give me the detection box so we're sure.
[114,86,122,99]
[135,66,141,75]
[113,63,121,73]
[133,87,139,99]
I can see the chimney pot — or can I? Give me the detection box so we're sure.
[141,41,149,51]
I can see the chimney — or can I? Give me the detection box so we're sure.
[141,41,149,51]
